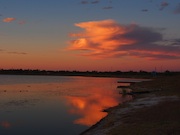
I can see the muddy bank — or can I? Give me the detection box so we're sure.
[81,75,180,135]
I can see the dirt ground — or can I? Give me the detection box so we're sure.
[81,74,180,135]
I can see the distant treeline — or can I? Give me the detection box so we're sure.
[0,69,179,78]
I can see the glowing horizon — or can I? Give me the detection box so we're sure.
[0,0,180,71]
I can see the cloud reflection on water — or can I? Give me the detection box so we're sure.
[0,76,132,131]
[65,87,132,126]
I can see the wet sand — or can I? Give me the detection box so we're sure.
[81,74,180,135]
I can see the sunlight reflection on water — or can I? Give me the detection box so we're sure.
[0,75,132,135]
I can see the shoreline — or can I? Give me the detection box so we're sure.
[81,75,180,135]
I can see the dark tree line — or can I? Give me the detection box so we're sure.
[0,69,179,77]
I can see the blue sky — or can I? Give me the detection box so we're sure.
[0,0,180,71]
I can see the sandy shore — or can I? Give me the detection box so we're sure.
[81,74,180,135]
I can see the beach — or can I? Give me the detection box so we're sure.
[81,74,180,135]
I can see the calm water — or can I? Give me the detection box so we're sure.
[0,75,132,135]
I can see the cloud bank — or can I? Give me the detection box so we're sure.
[68,19,180,60]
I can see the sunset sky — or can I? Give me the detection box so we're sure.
[0,0,180,71]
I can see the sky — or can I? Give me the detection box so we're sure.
[0,0,180,71]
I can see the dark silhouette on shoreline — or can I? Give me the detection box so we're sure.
[0,69,179,78]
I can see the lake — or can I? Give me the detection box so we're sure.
[0,75,132,135]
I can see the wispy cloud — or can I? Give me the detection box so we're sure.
[159,39,180,47]
[174,3,180,14]
[0,49,27,55]
[68,19,180,60]
[80,0,113,10]
[141,9,149,12]
[80,0,88,4]
[2,17,27,25]
[3,17,16,23]
[0,49,5,53]
[103,6,113,10]
[80,0,100,5]
[159,1,169,10]
[91,0,100,4]
[7,51,27,55]
[18,20,26,25]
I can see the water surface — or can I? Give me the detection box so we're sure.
[0,75,132,135]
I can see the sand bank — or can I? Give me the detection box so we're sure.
[81,75,180,135]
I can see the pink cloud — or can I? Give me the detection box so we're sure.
[3,17,16,23]
[159,1,169,10]
[174,3,180,14]
[68,19,180,60]
[18,20,26,25]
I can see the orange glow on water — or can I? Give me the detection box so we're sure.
[66,87,131,126]
[1,121,11,129]
[0,76,133,128]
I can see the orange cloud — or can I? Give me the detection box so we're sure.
[68,19,180,60]
[68,19,136,58]
[3,17,16,23]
